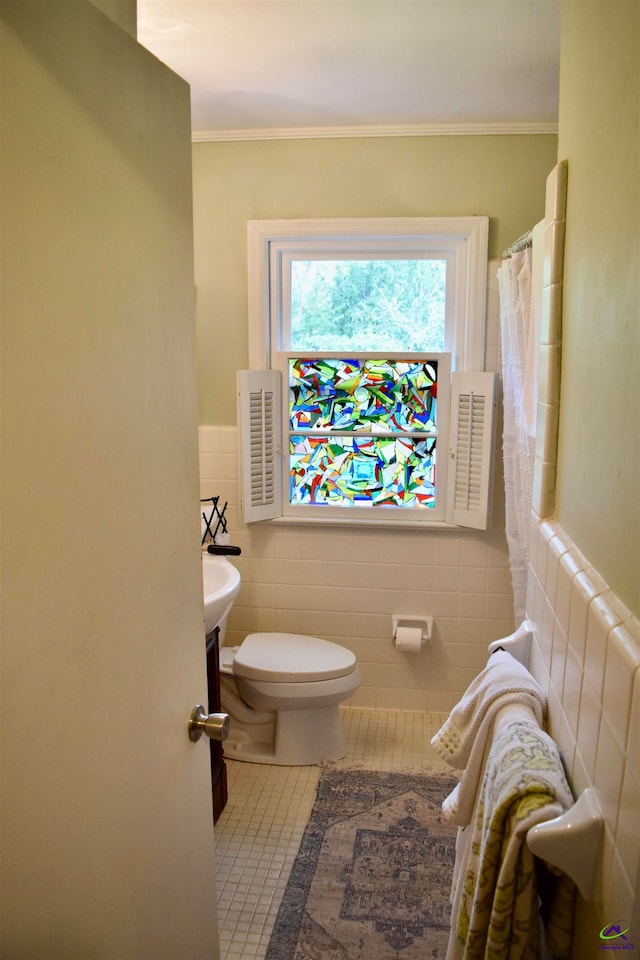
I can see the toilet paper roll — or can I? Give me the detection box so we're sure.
[394,626,423,652]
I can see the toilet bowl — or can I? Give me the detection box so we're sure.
[219,632,361,765]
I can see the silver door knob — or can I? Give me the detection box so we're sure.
[188,705,230,742]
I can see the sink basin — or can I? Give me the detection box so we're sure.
[202,553,241,634]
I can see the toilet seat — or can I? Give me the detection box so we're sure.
[233,632,356,683]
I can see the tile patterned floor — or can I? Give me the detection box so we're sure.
[214,706,454,960]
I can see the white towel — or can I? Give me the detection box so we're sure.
[441,692,546,826]
[445,825,471,960]
[431,651,547,827]
[431,651,547,769]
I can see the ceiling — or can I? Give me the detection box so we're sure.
[137,1,561,141]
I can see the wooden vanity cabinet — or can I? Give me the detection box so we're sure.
[205,626,228,823]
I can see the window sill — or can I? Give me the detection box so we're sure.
[255,515,465,532]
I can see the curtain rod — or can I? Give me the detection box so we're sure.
[502,230,533,258]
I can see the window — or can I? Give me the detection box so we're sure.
[240,218,496,530]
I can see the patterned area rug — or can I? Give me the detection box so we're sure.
[266,768,458,960]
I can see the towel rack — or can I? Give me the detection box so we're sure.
[201,496,228,545]
[526,788,602,902]
[487,622,604,902]
[487,619,533,667]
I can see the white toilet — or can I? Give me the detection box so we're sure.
[219,632,361,765]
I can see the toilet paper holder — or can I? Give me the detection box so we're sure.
[392,615,433,643]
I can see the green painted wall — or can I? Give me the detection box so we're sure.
[556,1,639,615]
[1,1,218,951]
[192,134,557,425]
[89,0,136,37]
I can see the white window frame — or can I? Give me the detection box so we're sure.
[248,217,489,372]
[241,217,495,530]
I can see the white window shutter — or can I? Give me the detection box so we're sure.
[446,372,497,529]
[237,370,282,523]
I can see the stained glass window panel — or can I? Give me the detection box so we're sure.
[289,435,437,509]
[289,358,438,433]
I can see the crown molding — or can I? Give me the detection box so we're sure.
[192,121,557,144]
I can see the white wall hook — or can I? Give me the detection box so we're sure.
[487,619,533,668]
[526,787,603,902]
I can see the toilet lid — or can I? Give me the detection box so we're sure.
[233,632,357,683]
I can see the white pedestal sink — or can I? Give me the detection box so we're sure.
[202,553,241,635]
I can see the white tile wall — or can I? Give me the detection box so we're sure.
[532,161,567,520]
[527,518,640,947]
[199,419,514,713]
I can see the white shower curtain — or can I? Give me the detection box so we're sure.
[498,248,536,624]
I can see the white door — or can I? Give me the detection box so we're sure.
[0,3,219,957]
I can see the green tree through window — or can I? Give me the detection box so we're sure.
[290,259,447,351]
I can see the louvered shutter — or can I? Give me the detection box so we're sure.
[237,370,282,523]
[446,372,497,529]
